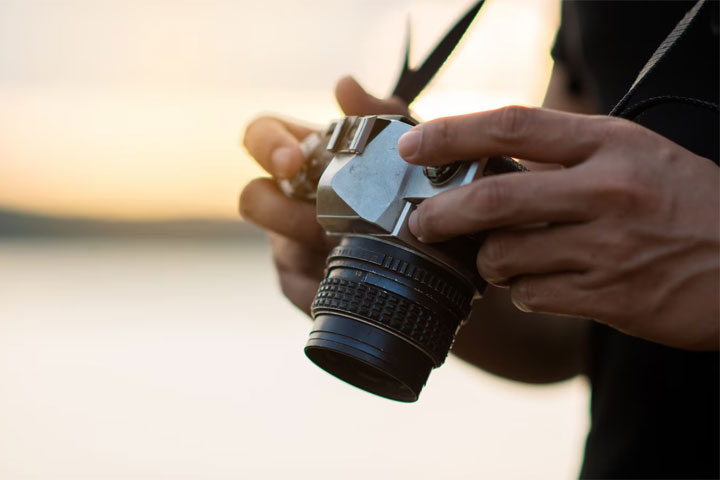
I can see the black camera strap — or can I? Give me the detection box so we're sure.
[391,1,486,105]
[609,0,719,120]
[393,0,718,120]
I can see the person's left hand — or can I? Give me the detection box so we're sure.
[397,106,719,350]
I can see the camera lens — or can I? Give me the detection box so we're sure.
[305,235,477,402]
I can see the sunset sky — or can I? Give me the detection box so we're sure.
[0,0,559,220]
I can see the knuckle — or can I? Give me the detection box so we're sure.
[595,116,662,156]
[491,106,534,143]
[244,116,293,163]
[594,168,652,212]
[594,117,627,144]
[652,142,682,171]
[510,277,541,312]
[238,179,263,221]
[242,115,269,150]
[471,177,507,214]
[598,174,635,200]
[594,116,653,149]
[593,230,635,267]
[600,231,627,257]
[417,199,440,238]
[478,233,511,279]
[425,117,455,159]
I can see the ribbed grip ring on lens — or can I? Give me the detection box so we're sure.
[311,237,476,366]
[313,277,455,364]
[326,243,472,314]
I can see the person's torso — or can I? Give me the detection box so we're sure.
[553,2,719,478]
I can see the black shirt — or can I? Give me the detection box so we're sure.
[552,2,719,478]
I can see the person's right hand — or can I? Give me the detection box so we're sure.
[239,76,409,315]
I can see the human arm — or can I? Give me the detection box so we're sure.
[241,71,603,383]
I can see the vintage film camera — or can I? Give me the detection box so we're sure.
[280,115,525,401]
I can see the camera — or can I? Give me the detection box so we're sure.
[280,115,525,402]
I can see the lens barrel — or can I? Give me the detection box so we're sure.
[305,236,476,402]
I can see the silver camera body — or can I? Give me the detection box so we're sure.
[280,115,525,402]
[281,115,501,286]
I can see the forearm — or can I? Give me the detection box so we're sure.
[451,286,588,383]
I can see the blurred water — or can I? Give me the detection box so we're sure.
[0,238,589,479]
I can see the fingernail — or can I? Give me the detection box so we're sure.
[513,300,532,313]
[398,128,422,160]
[488,278,511,288]
[408,210,425,242]
[271,147,293,179]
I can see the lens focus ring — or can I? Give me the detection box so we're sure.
[313,276,455,364]
[327,243,471,314]
[311,236,475,366]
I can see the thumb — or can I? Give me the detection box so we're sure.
[335,76,409,116]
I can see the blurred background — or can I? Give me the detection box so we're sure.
[0,0,590,478]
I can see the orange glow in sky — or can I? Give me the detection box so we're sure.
[0,0,559,220]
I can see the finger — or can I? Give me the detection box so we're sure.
[242,116,315,179]
[239,177,329,250]
[335,76,409,116]
[477,225,591,286]
[397,106,642,167]
[269,233,328,315]
[268,233,329,282]
[409,169,596,243]
[275,271,321,316]
[509,272,594,319]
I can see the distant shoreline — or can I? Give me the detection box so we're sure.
[0,208,264,240]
